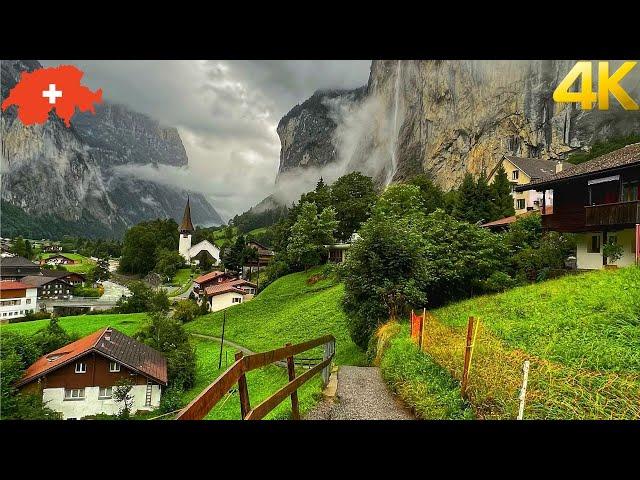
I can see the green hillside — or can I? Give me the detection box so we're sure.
[378,267,640,420]
[185,267,366,366]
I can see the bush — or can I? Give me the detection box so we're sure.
[172,300,201,323]
[482,271,516,293]
[603,241,624,264]
[16,311,51,322]
[73,286,102,297]
[159,387,185,414]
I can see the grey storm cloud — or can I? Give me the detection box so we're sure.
[41,60,371,220]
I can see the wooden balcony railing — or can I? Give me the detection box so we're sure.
[585,200,640,227]
[175,335,336,420]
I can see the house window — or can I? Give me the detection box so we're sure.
[109,362,120,372]
[232,297,242,304]
[516,199,526,210]
[587,235,601,253]
[98,387,113,399]
[75,362,87,373]
[512,170,519,181]
[26,299,31,304]
[64,388,85,400]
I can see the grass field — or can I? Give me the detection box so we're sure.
[167,268,194,297]
[40,252,96,274]
[377,267,640,419]
[185,267,366,366]
[1,313,148,337]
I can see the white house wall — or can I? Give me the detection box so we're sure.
[208,292,245,312]
[42,384,162,420]
[576,228,636,270]
[0,287,37,320]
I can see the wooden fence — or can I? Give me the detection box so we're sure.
[175,335,336,420]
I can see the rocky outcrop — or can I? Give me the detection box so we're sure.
[277,60,640,191]
[1,59,222,237]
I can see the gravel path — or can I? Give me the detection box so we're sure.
[305,366,414,420]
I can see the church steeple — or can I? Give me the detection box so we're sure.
[179,196,195,233]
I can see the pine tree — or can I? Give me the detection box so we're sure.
[490,164,516,220]
[453,173,478,223]
[474,171,494,223]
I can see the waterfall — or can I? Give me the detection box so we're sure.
[386,60,403,185]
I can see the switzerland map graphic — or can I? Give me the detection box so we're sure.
[1,65,102,127]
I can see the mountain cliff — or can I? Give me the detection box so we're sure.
[277,60,640,191]
[1,59,222,239]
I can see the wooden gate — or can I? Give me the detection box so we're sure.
[175,335,336,420]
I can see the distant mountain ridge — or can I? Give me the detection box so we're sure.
[1,59,222,239]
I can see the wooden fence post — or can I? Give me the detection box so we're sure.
[285,343,300,420]
[235,351,251,419]
[419,307,426,350]
[517,360,530,420]
[322,340,334,387]
[461,316,475,396]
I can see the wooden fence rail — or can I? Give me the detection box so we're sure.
[175,334,336,420]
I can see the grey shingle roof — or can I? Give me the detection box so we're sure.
[520,143,640,191]
[504,157,559,180]
[20,275,72,288]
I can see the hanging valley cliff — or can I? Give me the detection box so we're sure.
[275,60,640,197]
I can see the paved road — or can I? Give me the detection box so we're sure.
[171,282,194,300]
[304,366,414,420]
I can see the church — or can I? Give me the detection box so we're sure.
[178,198,221,266]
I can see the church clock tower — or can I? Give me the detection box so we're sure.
[178,197,195,262]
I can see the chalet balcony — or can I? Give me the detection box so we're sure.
[585,200,640,227]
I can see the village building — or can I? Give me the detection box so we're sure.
[42,254,77,266]
[42,243,63,253]
[15,327,167,420]
[203,279,257,312]
[20,275,73,299]
[178,197,221,266]
[488,156,564,215]
[193,270,237,296]
[516,143,640,270]
[0,280,38,321]
[0,255,41,280]
[325,233,361,263]
[245,240,275,266]
[40,269,86,286]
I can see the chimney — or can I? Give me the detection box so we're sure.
[104,328,112,342]
[555,161,564,174]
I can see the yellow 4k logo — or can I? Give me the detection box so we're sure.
[553,61,639,110]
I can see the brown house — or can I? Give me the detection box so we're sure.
[42,254,77,266]
[17,327,167,419]
[0,256,41,280]
[245,241,275,267]
[516,143,640,270]
[40,269,86,286]
[193,270,237,295]
[20,275,73,299]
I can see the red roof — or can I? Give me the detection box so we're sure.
[0,280,32,290]
[194,270,226,285]
[16,327,168,387]
[480,215,518,228]
[204,279,257,297]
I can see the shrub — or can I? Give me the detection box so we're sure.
[159,387,185,414]
[482,271,516,293]
[603,241,624,264]
[172,300,201,323]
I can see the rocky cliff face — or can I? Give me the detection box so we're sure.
[1,59,222,237]
[277,60,640,191]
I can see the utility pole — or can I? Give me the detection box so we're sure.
[218,309,227,369]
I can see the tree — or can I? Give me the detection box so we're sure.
[87,257,110,284]
[113,378,134,419]
[116,281,152,313]
[453,173,478,222]
[120,219,179,275]
[33,315,75,354]
[154,248,185,282]
[286,202,338,270]
[490,164,516,219]
[223,235,248,273]
[408,174,445,215]
[330,172,377,241]
[474,171,495,223]
[374,184,425,219]
[24,240,33,260]
[136,312,196,390]
[172,299,201,323]
[10,236,26,258]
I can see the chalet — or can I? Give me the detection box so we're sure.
[203,279,257,312]
[489,156,564,215]
[245,241,275,267]
[42,243,63,253]
[325,233,361,263]
[178,197,221,265]
[193,270,237,296]
[0,256,41,280]
[516,143,640,270]
[43,254,77,266]
[16,327,167,420]
[21,275,73,299]
[40,269,86,286]
[0,280,38,321]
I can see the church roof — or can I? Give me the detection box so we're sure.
[179,197,195,233]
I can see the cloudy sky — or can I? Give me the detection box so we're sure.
[41,60,371,220]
